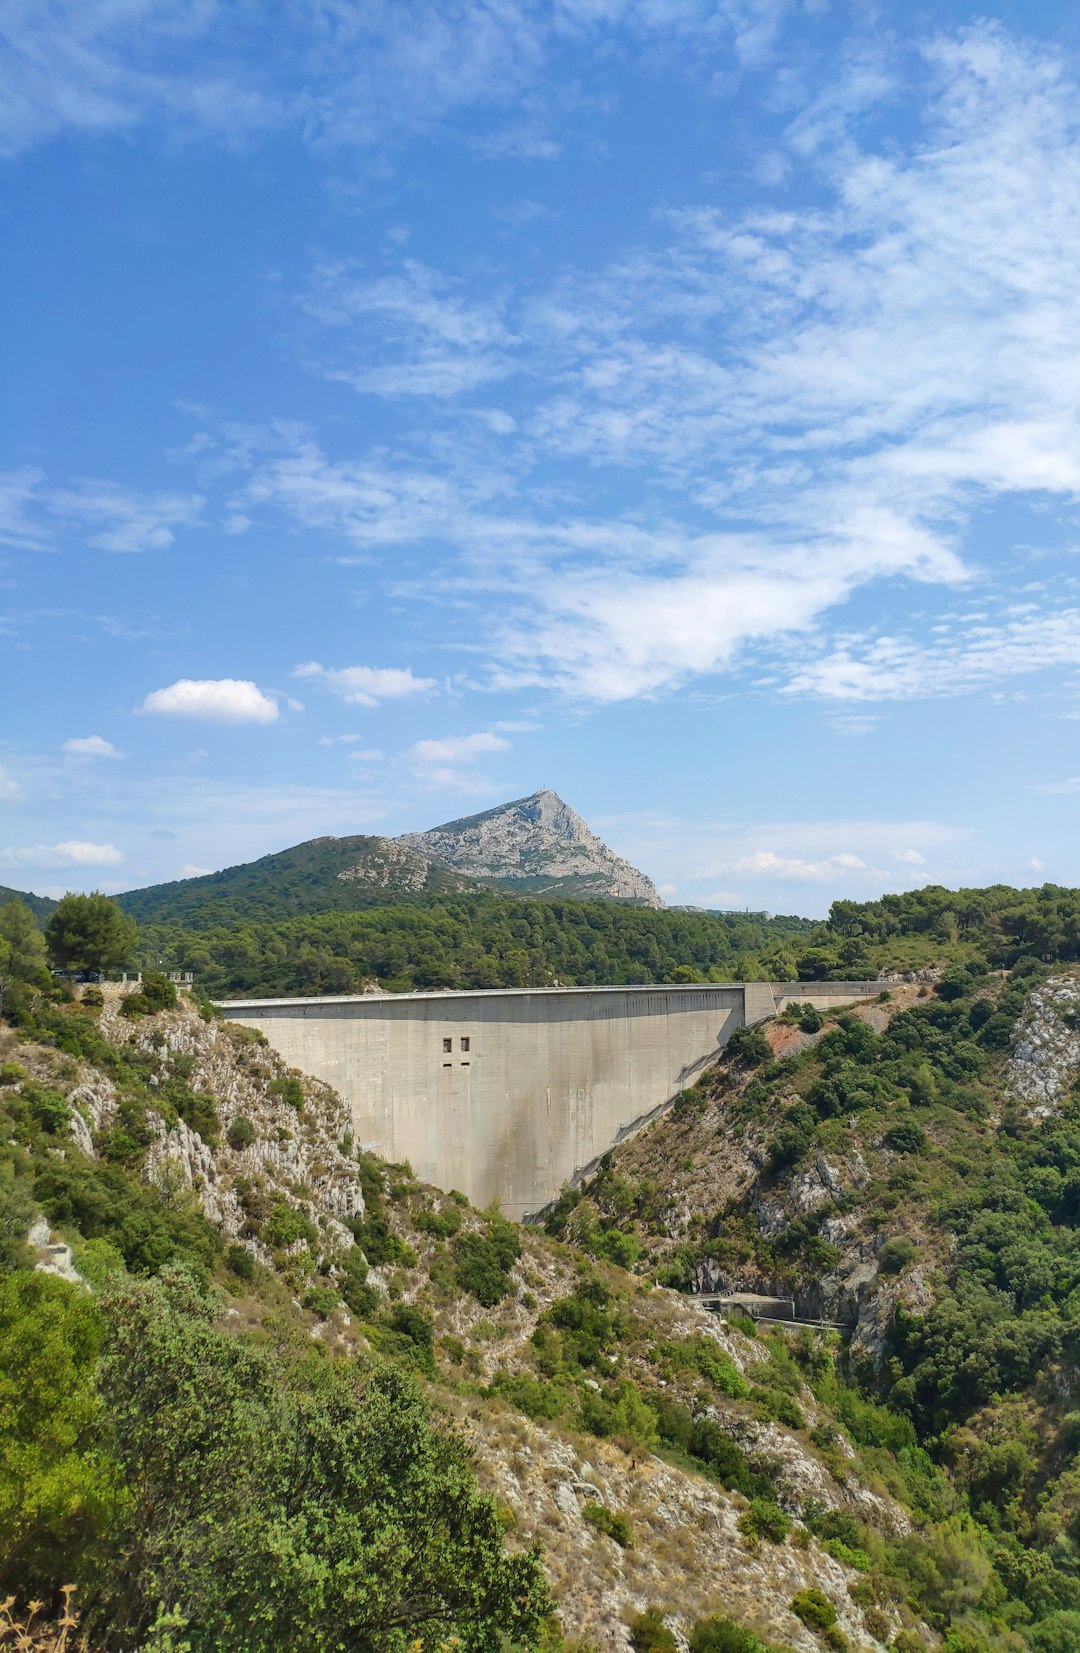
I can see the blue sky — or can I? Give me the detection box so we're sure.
[5,0,1080,914]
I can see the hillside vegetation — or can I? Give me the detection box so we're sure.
[137,894,816,997]
[138,880,1080,1000]
[1,905,935,1652]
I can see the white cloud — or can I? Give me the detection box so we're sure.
[347,748,385,763]
[404,729,512,789]
[408,730,510,764]
[1036,776,1080,796]
[179,864,214,878]
[62,735,121,758]
[695,819,969,891]
[788,605,1080,702]
[0,764,21,800]
[0,468,202,555]
[302,260,518,399]
[140,679,279,724]
[295,661,436,706]
[0,840,123,868]
[49,480,203,553]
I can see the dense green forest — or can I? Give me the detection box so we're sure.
[136,881,1080,1000]
[138,895,816,997]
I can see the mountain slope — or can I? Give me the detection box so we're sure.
[546,959,1080,1649]
[118,834,485,928]
[2,986,928,1651]
[398,788,663,906]
[0,884,57,922]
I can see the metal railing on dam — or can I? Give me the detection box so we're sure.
[217,981,880,1220]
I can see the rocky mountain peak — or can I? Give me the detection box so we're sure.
[397,789,662,906]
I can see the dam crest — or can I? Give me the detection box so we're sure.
[219,981,879,1220]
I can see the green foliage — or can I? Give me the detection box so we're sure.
[738,1497,791,1544]
[263,1198,317,1250]
[135,892,815,999]
[45,892,139,975]
[93,1268,551,1652]
[689,1617,785,1653]
[790,1589,837,1631]
[228,1115,256,1150]
[629,1607,678,1653]
[0,899,49,1014]
[878,1237,917,1275]
[0,1271,119,1596]
[225,1243,255,1281]
[269,1072,305,1110]
[726,1025,773,1066]
[377,1301,435,1375]
[453,1215,522,1306]
[582,1501,634,1547]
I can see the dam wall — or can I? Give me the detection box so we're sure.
[219,981,879,1219]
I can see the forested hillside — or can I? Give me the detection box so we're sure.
[117,833,485,926]
[548,954,1080,1651]
[0,913,932,1652]
[139,895,816,997]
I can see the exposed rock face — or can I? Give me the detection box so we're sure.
[1008,971,1080,1118]
[336,838,440,891]
[398,789,662,906]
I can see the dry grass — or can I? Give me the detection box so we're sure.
[0,1590,88,1653]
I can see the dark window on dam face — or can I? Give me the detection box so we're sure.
[443,1037,452,1052]
[461,1037,470,1052]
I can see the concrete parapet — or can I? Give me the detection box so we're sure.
[219,981,879,1219]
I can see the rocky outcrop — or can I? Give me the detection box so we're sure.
[398,789,663,906]
[1007,971,1080,1118]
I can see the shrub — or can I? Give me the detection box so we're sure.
[91,1270,551,1651]
[629,1607,678,1653]
[878,1238,917,1276]
[24,1082,71,1134]
[727,1026,772,1067]
[453,1217,522,1306]
[269,1073,305,1111]
[790,1589,837,1630]
[263,1199,317,1250]
[302,1284,340,1319]
[583,1502,634,1547]
[885,1120,926,1153]
[80,985,104,1009]
[738,1496,791,1544]
[227,1116,256,1151]
[140,972,178,1012]
[225,1243,254,1281]
[119,992,153,1019]
[690,1618,775,1653]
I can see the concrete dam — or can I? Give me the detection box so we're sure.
[219,981,879,1220]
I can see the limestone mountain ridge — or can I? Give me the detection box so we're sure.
[397,788,663,907]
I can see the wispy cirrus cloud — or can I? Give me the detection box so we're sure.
[207,25,1080,709]
[0,469,202,555]
[0,0,776,160]
[295,662,437,706]
[787,603,1080,702]
[301,260,519,399]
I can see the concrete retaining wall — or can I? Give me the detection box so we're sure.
[219,981,879,1219]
